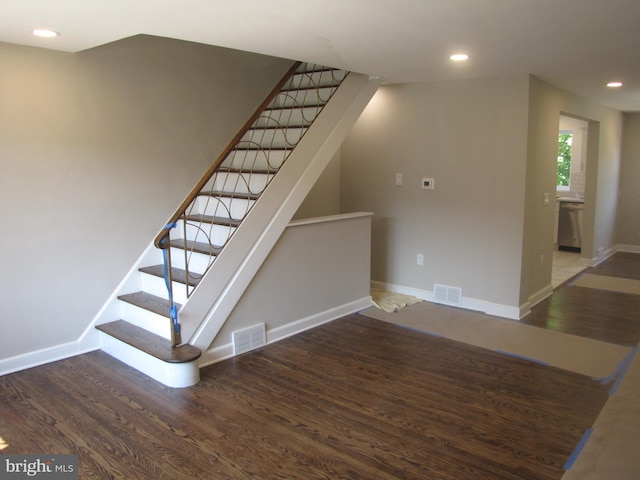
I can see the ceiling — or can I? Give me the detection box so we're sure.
[2,0,639,112]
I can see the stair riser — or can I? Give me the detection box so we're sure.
[203,172,273,196]
[140,273,188,304]
[270,87,336,108]
[193,195,256,221]
[143,248,211,275]
[286,70,347,90]
[119,302,172,340]
[254,107,322,128]
[173,221,236,247]
[222,148,288,172]
[99,333,199,388]
[239,128,306,150]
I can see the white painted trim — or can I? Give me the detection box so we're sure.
[198,343,235,368]
[581,245,618,267]
[0,336,99,377]
[616,244,640,254]
[287,211,374,228]
[267,296,373,343]
[78,242,157,344]
[198,296,372,368]
[525,284,554,312]
[98,332,200,388]
[371,280,522,320]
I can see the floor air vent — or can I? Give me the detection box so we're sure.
[434,284,463,306]
[233,323,266,355]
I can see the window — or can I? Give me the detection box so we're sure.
[557,131,572,191]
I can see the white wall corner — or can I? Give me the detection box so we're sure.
[527,284,554,311]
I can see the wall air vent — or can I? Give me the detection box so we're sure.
[434,284,463,306]
[232,323,266,355]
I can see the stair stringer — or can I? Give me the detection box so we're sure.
[177,72,382,355]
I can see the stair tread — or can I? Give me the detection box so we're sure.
[172,238,224,256]
[118,291,181,318]
[233,146,291,151]
[96,320,201,363]
[184,213,242,228]
[218,166,275,176]
[247,125,307,131]
[139,265,201,287]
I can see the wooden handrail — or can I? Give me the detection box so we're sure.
[154,61,303,249]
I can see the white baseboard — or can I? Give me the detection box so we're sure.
[198,296,373,368]
[1,297,373,381]
[617,244,640,254]
[371,280,521,320]
[0,331,99,377]
[524,284,554,315]
[582,245,619,267]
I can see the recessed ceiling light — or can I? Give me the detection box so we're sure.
[450,53,469,62]
[606,81,623,88]
[32,29,59,38]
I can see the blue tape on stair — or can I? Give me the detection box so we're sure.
[160,222,179,328]
[563,428,593,470]
[495,350,549,366]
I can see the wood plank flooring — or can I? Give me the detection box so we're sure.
[0,315,609,479]
[585,251,640,281]
[523,252,640,346]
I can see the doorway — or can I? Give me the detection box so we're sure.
[552,115,589,286]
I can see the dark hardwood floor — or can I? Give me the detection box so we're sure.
[585,251,640,281]
[523,252,640,346]
[1,315,609,479]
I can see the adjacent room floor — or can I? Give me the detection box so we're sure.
[364,251,640,480]
[552,248,586,288]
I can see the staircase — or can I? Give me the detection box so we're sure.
[95,62,380,387]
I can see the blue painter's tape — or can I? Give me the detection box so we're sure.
[592,346,639,396]
[398,325,443,338]
[495,350,549,366]
[567,273,585,287]
[564,428,593,470]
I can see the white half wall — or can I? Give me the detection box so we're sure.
[200,212,373,366]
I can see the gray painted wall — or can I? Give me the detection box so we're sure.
[0,36,292,360]
[341,76,530,312]
[214,213,372,351]
[618,113,640,249]
[340,74,627,315]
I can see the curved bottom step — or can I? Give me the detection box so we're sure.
[96,320,201,388]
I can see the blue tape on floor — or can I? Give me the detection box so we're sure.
[495,350,549,366]
[563,428,593,470]
[592,345,639,396]
[397,325,443,338]
[567,272,585,287]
